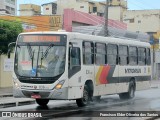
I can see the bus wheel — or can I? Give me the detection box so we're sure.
[127,82,135,99]
[119,81,135,100]
[36,99,49,106]
[76,85,89,107]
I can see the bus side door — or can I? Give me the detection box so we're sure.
[68,41,82,99]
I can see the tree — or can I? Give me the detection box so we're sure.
[0,20,23,54]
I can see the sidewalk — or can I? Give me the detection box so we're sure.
[0,87,12,97]
[0,80,160,108]
[0,87,35,108]
[150,79,160,88]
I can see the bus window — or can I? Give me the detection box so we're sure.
[138,47,146,65]
[146,48,151,65]
[119,45,128,65]
[68,47,81,78]
[129,46,138,65]
[83,42,94,65]
[107,44,118,65]
[95,43,106,65]
[71,47,81,66]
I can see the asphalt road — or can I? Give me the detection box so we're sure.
[0,87,160,120]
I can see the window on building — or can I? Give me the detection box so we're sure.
[80,6,84,8]
[107,44,118,65]
[11,8,15,11]
[52,4,57,14]
[83,42,94,65]
[97,12,104,17]
[11,8,15,14]
[119,45,128,65]
[46,8,49,10]
[11,0,15,2]
[138,20,141,23]
[129,18,134,23]
[5,0,15,5]
[89,7,91,13]
[138,47,146,65]
[129,46,138,65]
[6,6,10,10]
[95,43,106,65]
[93,7,97,13]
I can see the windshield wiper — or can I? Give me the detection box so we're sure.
[27,43,33,59]
[27,43,34,68]
[41,44,54,59]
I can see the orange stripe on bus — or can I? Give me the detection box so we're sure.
[96,66,103,85]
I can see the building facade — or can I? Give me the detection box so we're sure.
[108,6,126,21]
[0,0,17,15]
[42,0,127,19]
[19,4,41,16]
[42,2,57,15]
[56,0,90,15]
[123,10,160,33]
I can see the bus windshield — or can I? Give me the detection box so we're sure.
[14,34,66,78]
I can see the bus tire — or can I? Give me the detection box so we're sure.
[76,85,89,107]
[119,81,135,100]
[36,99,49,106]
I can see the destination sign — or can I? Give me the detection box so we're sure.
[19,35,60,42]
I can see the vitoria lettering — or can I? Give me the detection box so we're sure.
[125,68,141,73]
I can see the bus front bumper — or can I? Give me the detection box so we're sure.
[13,87,69,100]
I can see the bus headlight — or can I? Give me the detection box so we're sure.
[13,78,20,89]
[13,81,20,89]
[55,80,65,89]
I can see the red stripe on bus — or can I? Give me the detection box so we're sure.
[99,65,111,84]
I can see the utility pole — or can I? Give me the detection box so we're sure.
[105,0,109,36]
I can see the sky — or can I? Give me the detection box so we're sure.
[17,0,160,12]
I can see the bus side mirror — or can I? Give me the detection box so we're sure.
[8,49,11,59]
[8,42,16,59]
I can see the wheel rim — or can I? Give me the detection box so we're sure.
[82,89,89,104]
[130,86,135,98]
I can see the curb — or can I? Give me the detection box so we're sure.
[0,94,13,98]
[150,84,160,89]
[150,86,159,89]
[0,100,35,108]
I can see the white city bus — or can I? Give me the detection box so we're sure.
[9,31,151,107]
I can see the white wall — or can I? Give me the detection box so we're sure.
[123,10,160,33]
[57,0,89,15]
[108,6,123,21]
[20,11,36,16]
[42,4,53,15]
[0,0,5,9]
[0,54,14,88]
